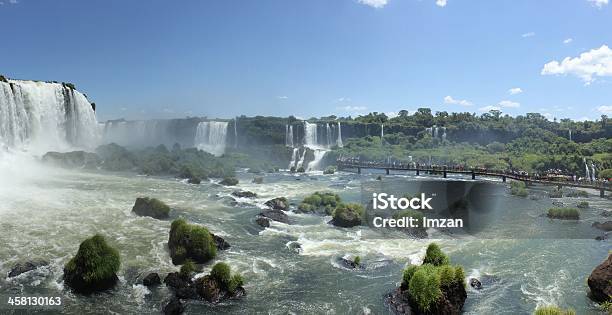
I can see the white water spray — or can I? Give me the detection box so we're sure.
[194,121,228,156]
[337,122,343,148]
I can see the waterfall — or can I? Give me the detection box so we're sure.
[194,121,228,156]
[307,150,327,171]
[568,129,572,141]
[426,127,433,137]
[286,124,294,147]
[381,124,384,139]
[433,125,439,138]
[591,162,596,181]
[326,123,332,147]
[0,79,99,152]
[584,158,591,182]
[234,117,238,148]
[304,121,318,147]
[296,148,307,168]
[289,147,299,169]
[337,122,343,147]
[441,127,447,141]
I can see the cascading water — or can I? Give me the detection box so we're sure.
[296,148,307,169]
[591,162,596,181]
[194,121,229,156]
[433,125,439,138]
[234,117,238,148]
[584,158,591,182]
[336,122,343,148]
[441,127,447,141]
[303,121,318,147]
[381,124,384,139]
[286,125,294,147]
[326,123,332,147]
[289,147,299,169]
[568,129,572,141]
[307,150,327,171]
[0,79,99,152]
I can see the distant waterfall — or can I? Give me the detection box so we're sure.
[0,79,99,152]
[326,123,332,147]
[296,148,307,168]
[591,162,596,181]
[286,124,294,147]
[304,121,318,147]
[195,121,228,156]
[433,125,439,138]
[584,158,591,181]
[441,127,447,141]
[289,147,298,169]
[307,150,327,171]
[336,122,343,147]
[381,124,384,139]
[568,129,572,141]
[234,117,238,148]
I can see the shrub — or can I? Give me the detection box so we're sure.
[331,203,364,227]
[64,234,120,291]
[533,305,576,315]
[510,181,528,197]
[227,274,244,294]
[169,219,217,264]
[211,262,231,287]
[576,201,589,209]
[599,168,612,179]
[180,260,197,278]
[402,265,419,286]
[353,256,361,266]
[547,208,580,220]
[438,265,456,287]
[220,177,239,186]
[408,264,442,312]
[454,266,466,287]
[323,166,336,175]
[298,192,342,214]
[422,243,450,266]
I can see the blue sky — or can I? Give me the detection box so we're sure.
[1,0,611,121]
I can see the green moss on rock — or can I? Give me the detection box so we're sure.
[132,197,170,219]
[63,234,120,293]
[168,219,217,265]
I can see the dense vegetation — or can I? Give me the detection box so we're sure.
[401,243,465,312]
[63,234,120,293]
[168,219,217,264]
[297,192,342,214]
[533,305,576,315]
[547,208,580,220]
[510,181,529,197]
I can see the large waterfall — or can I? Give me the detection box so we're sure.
[0,79,99,152]
[194,121,229,156]
[337,122,343,147]
[286,124,294,147]
[304,122,318,147]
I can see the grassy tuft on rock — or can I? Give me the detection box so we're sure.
[64,234,120,292]
[169,219,217,264]
[533,305,576,315]
[547,207,580,220]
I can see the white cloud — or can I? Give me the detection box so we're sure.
[508,87,523,95]
[277,96,288,100]
[8,0,17,3]
[522,32,535,38]
[358,0,388,8]
[479,105,500,112]
[543,113,555,120]
[444,95,473,106]
[341,105,368,112]
[498,100,520,108]
[541,45,612,85]
[597,105,612,114]
[336,97,351,102]
[435,0,447,7]
[588,0,608,8]
[563,38,573,44]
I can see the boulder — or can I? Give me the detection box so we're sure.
[194,273,246,304]
[212,234,231,250]
[592,221,612,231]
[255,217,270,228]
[163,297,184,315]
[143,273,161,286]
[219,177,238,186]
[232,190,257,198]
[264,197,289,211]
[132,197,170,219]
[259,210,289,224]
[469,278,482,290]
[168,219,218,265]
[330,203,363,228]
[587,254,612,303]
[63,234,120,294]
[164,272,197,299]
[8,260,49,278]
[187,177,201,184]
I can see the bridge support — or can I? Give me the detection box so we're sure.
[471,172,475,180]
[386,168,389,175]
[443,171,447,178]
[502,176,506,183]
[357,167,361,174]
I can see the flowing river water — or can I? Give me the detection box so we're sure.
[0,158,610,314]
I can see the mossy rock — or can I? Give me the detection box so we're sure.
[296,192,341,214]
[63,234,120,294]
[220,177,239,186]
[168,219,217,265]
[195,262,246,304]
[547,207,579,220]
[323,166,336,175]
[510,181,528,197]
[331,203,364,228]
[132,197,170,219]
[297,166,305,173]
[533,305,576,315]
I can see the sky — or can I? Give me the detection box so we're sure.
[1,0,611,122]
